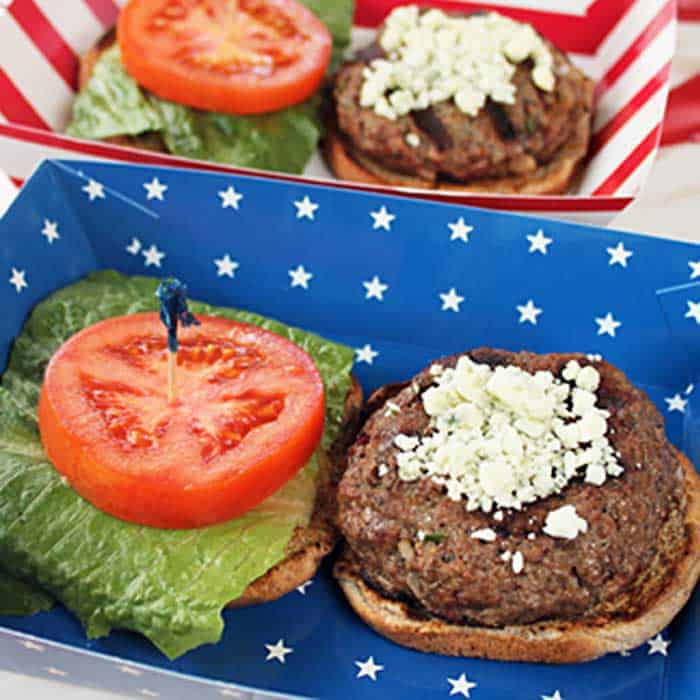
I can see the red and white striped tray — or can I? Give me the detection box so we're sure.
[0,0,677,224]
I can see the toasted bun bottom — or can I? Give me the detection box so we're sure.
[324,110,591,195]
[228,376,363,607]
[334,450,700,663]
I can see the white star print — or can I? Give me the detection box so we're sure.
[142,245,165,268]
[596,312,621,337]
[689,261,700,279]
[363,275,388,301]
[296,580,313,595]
[293,195,318,220]
[527,229,552,255]
[447,673,477,697]
[82,179,105,201]
[41,219,59,244]
[370,206,395,231]
[44,667,67,677]
[289,265,313,289]
[214,254,239,278]
[607,242,633,267]
[685,300,700,324]
[264,639,293,664]
[117,665,143,676]
[126,237,141,255]
[218,186,243,210]
[647,633,671,656]
[440,288,464,312]
[542,692,564,700]
[517,299,542,325]
[448,217,472,242]
[686,383,695,395]
[20,640,45,652]
[665,394,687,413]
[355,656,383,681]
[355,344,378,365]
[143,177,167,201]
[9,267,27,293]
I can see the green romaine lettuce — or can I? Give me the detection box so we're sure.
[0,571,53,616]
[66,0,354,174]
[0,271,354,658]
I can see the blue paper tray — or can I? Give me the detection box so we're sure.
[0,159,697,700]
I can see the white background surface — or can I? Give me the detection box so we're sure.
[0,22,698,700]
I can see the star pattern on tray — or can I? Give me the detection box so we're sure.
[355,344,378,365]
[542,692,564,700]
[143,177,167,201]
[370,206,395,231]
[117,665,143,676]
[607,242,633,267]
[126,237,142,255]
[41,219,60,244]
[82,179,105,201]
[440,288,464,312]
[517,299,542,325]
[595,312,621,337]
[214,254,239,278]
[665,393,687,413]
[219,186,243,210]
[9,267,27,293]
[689,260,700,279]
[527,229,552,255]
[447,673,477,697]
[363,275,388,301]
[289,265,312,289]
[264,639,293,664]
[294,195,318,220]
[685,300,700,324]
[44,667,67,677]
[448,217,472,243]
[647,633,671,656]
[142,244,165,268]
[355,656,383,681]
[296,580,312,595]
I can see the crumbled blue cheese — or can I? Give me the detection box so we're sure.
[543,505,588,539]
[377,463,389,478]
[512,551,524,574]
[393,356,623,514]
[361,7,556,121]
[384,400,401,416]
[405,133,421,148]
[471,528,497,542]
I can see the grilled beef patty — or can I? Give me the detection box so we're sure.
[332,33,595,185]
[337,349,688,628]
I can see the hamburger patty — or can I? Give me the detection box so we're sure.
[332,37,594,185]
[337,349,688,628]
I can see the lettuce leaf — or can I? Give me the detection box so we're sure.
[0,571,53,616]
[66,0,355,173]
[0,271,354,658]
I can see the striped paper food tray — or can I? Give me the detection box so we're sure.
[0,0,677,224]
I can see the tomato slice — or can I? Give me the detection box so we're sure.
[117,0,332,115]
[38,313,325,529]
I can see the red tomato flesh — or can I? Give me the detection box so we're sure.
[117,0,332,115]
[38,313,325,529]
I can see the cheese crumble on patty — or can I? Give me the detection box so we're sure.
[360,7,555,121]
[393,357,622,520]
